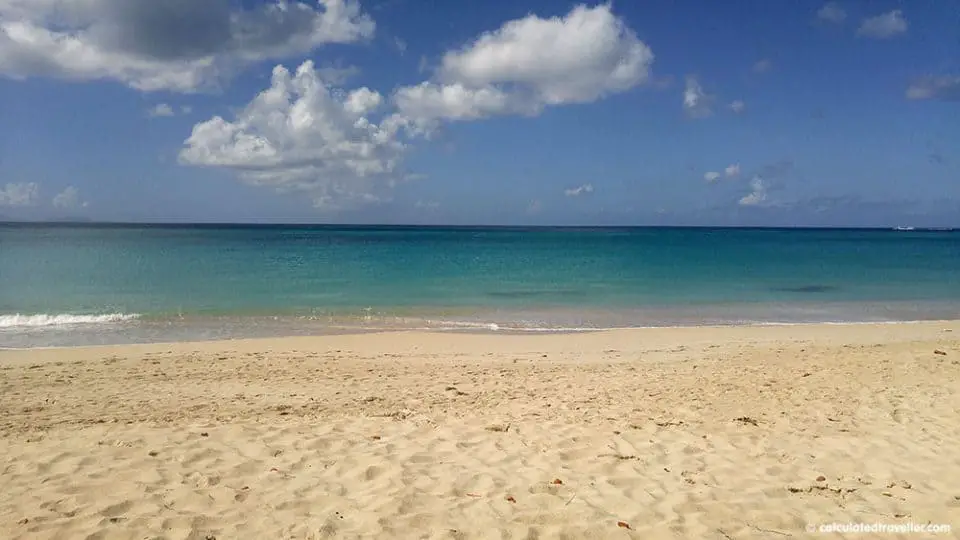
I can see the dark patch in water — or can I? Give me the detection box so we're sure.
[774,285,838,294]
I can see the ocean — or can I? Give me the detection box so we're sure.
[2,224,959,348]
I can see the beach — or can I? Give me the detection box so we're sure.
[1,322,959,539]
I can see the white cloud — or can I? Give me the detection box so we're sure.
[180,61,407,209]
[394,3,654,127]
[147,103,175,117]
[52,186,88,209]
[817,3,847,24]
[734,161,792,207]
[148,103,192,117]
[181,3,655,210]
[857,10,907,39]
[527,199,542,214]
[343,86,383,115]
[729,100,745,114]
[0,0,375,92]
[906,76,960,102]
[564,184,594,197]
[753,59,772,73]
[683,75,712,118]
[705,164,739,183]
[394,82,513,126]
[0,182,39,206]
[394,37,407,55]
[739,177,767,206]
[415,200,439,209]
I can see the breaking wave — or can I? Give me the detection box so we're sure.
[0,313,140,328]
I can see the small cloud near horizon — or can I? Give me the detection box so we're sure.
[53,186,89,210]
[0,182,39,207]
[739,177,768,206]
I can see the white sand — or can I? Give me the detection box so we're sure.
[2,323,960,539]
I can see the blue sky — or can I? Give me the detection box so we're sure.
[0,0,957,226]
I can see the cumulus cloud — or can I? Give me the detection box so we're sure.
[704,171,721,182]
[0,182,39,206]
[180,4,657,210]
[817,3,846,24]
[857,10,907,39]
[683,75,712,118]
[52,186,88,209]
[739,177,767,206]
[394,83,514,125]
[0,0,375,92]
[394,3,654,128]
[564,184,594,197]
[906,76,960,102]
[179,61,407,209]
[729,100,745,114]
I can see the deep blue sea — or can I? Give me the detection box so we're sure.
[2,224,959,347]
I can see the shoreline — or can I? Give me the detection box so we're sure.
[0,319,960,354]
[1,318,956,357]
[2,317,959,352]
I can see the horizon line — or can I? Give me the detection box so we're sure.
[0,221,955,231]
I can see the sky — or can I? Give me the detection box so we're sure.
[0,0,957,227]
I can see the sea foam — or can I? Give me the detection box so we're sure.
[0,313,140,328]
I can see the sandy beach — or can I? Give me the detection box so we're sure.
[2,323,959,539]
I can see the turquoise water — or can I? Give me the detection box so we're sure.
[2,224,959,347]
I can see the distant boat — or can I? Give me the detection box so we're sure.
[893,226,915,231]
